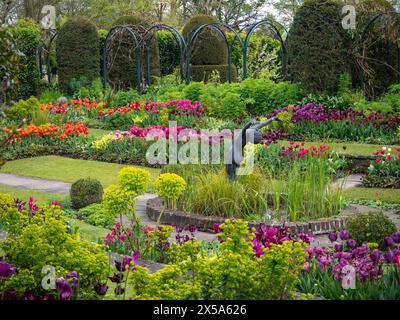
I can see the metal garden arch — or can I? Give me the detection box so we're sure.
[143,24,187,85]
[243,19,289,80]
[102,25,143,90]
[186,23,244,84]
[359,10,400,90]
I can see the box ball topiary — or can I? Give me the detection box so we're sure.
[70,178,104,210]
[56,16,100,94]
[107,15,160,89]
[287,0,350,94]
[346,212,397,248]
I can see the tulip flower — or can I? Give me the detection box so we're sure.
[328,232,337,242]
[339,229,350,240]
[0,260,16,280]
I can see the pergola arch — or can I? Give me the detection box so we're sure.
[185,23,242,84]
[102,24,142,90]
[358,10,400,91]
[243,19,289,80]
[143,24,187,84]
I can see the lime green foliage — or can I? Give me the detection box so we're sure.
[103,184,136,224]
[0,156,160,188]
[70,178,104,209]
[74,78,104,100]
[78,203,115,228]
[0,196,108,295]
[5,96,39,121]
[10,19,41,100]
[56,16,100,93]
[155,173,186,210]
[118,167,150,195]
[344,187,400,204]
[347,212,397,248]
[129,220,307,300]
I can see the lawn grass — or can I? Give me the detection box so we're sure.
[280,141,399,156]
[1,156,160,188]
[0,184,109,242]
[88,128,113,139]
[0,184,67,204]
[344,187,400,204]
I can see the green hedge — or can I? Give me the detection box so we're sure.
[158,30,180,76]
[56,16,100,94]
[11,19,41,100]
[288,0,350,94]
[182,15,228,66]
[354,0,398,98]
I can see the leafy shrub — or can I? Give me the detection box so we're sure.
[70,178,104,210]
[155,173,186,209]
[103,184,137,224]
[10,19,41,100]
[78,203,115,228]
[215,91,246,120]
[182,82,204,102]
[288,0,350,94]
[0,197,108,296]
[189,65,237,83]
[347,212,397,248]
[129,219,306,300]
[5,96,39,121]
[56,16,100,94]
[118,166,151,195]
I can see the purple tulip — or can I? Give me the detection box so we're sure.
[108,273,123,283]
[347,240,357,249]
[66,271,79,287]
[0,260,16,280]
[384,236,395,247]
[133,251,140,265]
[339,229,350,240]
[391,232,400,243]
[384,250,394,263]
[55,277,73,300]
[328,232,338,242]
[370,250,381,263]
[335,243,343,252]
[213,224,220,234]
[114,287,125,295]
[94,283,108,296]
[188,224,197,233]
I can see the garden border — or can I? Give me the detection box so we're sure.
[146,197,348,235]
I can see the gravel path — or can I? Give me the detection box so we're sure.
[0,173,71,195]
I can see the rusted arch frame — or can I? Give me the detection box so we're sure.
[142,24,187,85]
[243,19,289,80]
[102,25,142,90]
[186,23,244,84]
[37,30,57,82]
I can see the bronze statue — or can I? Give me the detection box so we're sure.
[226,116,279,181]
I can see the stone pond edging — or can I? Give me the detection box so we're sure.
[146,197,348,235]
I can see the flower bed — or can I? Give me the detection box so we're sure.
[362,147,400,188]
[273,103,400,144]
